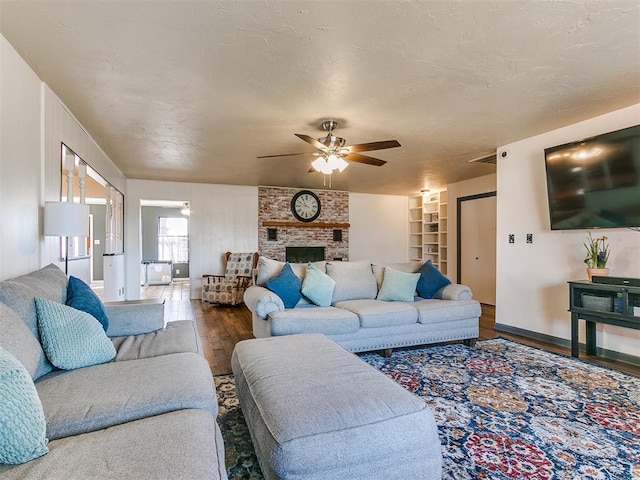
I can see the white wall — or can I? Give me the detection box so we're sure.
[0,34,42,278]
[42,86,127,281]
[349,193,409,264]
[496,104,640,357]
[0,33,127,282]
[125,180,260,299]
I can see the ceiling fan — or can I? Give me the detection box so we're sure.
[257,120,401,175]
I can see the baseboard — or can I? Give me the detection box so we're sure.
[494,323,640,368]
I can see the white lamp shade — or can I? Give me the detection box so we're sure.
[44,202,90,237]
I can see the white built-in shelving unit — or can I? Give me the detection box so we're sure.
[408,190,448,274]
[408,194,424,262]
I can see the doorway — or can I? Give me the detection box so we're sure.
[139,200,191,296]
[457,192,497,305]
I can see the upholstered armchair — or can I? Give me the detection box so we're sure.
[202,252,259,305]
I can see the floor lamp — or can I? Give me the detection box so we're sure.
[44,201,90,275]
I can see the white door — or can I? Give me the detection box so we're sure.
[460,195,496,305]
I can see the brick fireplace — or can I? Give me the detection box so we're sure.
[258,186,349,261]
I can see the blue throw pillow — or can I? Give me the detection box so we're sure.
[377,267,421,302]
[265,263,302,309]
[416,260,452,299]
[67,276,109,331]
[301,263,336,307]
[0,346,49,464]
[35,298,116,370]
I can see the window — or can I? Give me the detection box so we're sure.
[158,217,189,262]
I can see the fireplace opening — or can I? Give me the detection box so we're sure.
[286,247,325,263]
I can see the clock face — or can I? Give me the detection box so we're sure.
[291,190,321,222]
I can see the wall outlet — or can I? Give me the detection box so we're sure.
[508,234,515,244]
[526,234,533,244]
[176,269,180,274]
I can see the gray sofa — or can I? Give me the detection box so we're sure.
[244,258,481,354]
[0,264,227,479]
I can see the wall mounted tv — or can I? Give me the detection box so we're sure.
[544,124,640,230]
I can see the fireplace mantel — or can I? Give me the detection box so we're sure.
[262,221,350,228]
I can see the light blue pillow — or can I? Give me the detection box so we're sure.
[301,263,336,307]
[35,298,116,370]
[416,260,452,299]
[376,267,421,302]
[66,276,109,331]
[0,346,49,464]
[265,263,302,309]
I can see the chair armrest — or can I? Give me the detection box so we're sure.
[235,275,253,289]
[202,274,225,284]
[243,285,284,320]
[435,284,473,301]
[104,299,165,337]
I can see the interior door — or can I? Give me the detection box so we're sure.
[460,195,496,305]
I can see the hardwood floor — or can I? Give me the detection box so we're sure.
[132,282,639,377]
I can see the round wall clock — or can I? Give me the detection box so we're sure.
[291,190,321,222]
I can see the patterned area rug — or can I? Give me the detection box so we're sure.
[216,338,640,480]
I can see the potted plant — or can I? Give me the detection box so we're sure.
[583,232,610,281]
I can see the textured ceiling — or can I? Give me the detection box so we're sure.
[1,1,639,195]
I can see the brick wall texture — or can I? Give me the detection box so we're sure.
[258,186,349,261]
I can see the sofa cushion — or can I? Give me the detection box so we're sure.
[413,298,482,325]
[35,298,116,370]
[335,299,419,328]
[377,267,421,302]
[0,303,50,380]
[0,265,67,380]
[416,260,451,298]
[66,276,109,331]
[0,264,67,305]
[265,263,302,308]
[0,346,49,465]
[111,320,202,361]
[35,352,216,440]
[269,307,359,336]
[301,263,336,307]
[0,410,227,480]
[326,261,377,303]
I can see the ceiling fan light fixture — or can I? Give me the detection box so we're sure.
[311,157,333,175]
[333,155,350,172]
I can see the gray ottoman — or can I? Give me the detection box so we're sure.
[231,334,442,480]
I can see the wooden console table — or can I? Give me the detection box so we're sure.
[568,280,640,358]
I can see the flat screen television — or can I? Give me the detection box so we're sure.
[544,124,640,230]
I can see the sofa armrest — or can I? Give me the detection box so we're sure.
[243,286,284,320]
[104,299,165,337]
[435,283,473,301]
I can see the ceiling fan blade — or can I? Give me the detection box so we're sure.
[294,134,328,151]
[344,140,401,153]
[343,152,387,166]
[257,152,317,158]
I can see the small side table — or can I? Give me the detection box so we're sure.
[568,280,640,359]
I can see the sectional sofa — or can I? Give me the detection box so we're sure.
[0,264,227,479]
[244,258,481,354]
